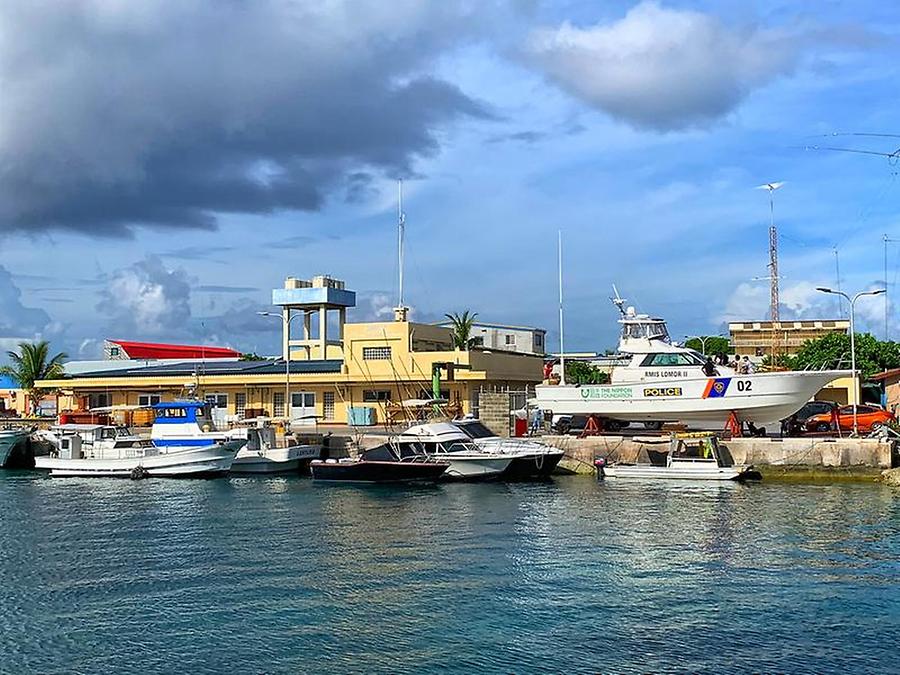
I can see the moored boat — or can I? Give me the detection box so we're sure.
[396,422,518,480]
[598,432,754,481]
[450,418,564,479]
[34,440,242,478]
[310,443,449,483]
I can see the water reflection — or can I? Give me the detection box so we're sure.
[1,473,898,673]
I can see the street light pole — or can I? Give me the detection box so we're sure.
[258,311,304,424]
[815,287,885,436]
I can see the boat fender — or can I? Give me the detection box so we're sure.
[130,465,149,481]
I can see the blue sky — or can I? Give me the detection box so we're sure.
[1,0,900,360]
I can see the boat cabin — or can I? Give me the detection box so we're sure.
[151,401,222,445]
[665,433,730,468]
[395,422,480,456]
[50,423,147,449]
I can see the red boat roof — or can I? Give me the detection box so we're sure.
[108,339,241,360]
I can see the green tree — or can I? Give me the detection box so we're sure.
[565,361,610,385]
[684,336,731,356]
[787,332,900,379]
[239,352,265,361]
[0,341,67,415]
[444,310,478,350]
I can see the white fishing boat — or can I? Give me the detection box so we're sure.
[34,441,242,478]
[0,427,30,467]
[450,418,564,478]
[536,292,847,430]
[598,432,754,481]
[230,419,320,473]
[34,402,244,478]
[397,423,518,480]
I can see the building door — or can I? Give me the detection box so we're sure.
[205,393,229,427]
[291,391,316,426]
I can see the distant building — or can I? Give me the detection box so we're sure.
[435,321,546,355]
[728,320,850,359]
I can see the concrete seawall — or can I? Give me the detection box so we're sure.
[540,434,894,477]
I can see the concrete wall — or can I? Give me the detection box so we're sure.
[478,392,511,437]
[539,434,894,474]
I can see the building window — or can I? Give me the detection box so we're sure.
[235,393,246,417]
[363,346,391,360]
[363,390,391,402]
[205,394,228,409]
[273,392,285,417]
[88,393,110,410]
[323,392,335,420]
[534,333,544,348]
[138,394,161,407]
[291,392,315,408]
[109,346,120,357]
[505,334,515,345]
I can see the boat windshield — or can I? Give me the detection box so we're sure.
[455,422,495,439]
[622,321,669,341]
[672,438,717,462]
[440,441,477,453]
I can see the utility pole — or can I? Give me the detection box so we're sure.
[884,234,899,340]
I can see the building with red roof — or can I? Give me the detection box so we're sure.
[104,339,241,361]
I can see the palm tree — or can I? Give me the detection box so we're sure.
[444,310,478,350]
[0,341,67,415]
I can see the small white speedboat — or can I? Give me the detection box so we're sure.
[451,418,564,478]
[599,432,754,481]
[231,424,320,473]
[396,423,518,480]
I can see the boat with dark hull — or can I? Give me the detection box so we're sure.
[310,443,449,483]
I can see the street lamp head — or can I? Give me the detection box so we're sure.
[870,289,886,296]
[257,311,277,317]
[815,287,833,294]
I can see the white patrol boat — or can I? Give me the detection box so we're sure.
[598,432,755,481]
[536,293,847,430]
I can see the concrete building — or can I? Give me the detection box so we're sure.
[435,321,546,355]
[38,276,543,427]
[728,319,849,359]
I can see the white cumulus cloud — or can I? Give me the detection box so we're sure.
[523,1,798,131]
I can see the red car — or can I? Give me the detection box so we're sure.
[805,404,894,433]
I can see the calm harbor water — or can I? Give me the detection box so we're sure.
[1,473,898,674]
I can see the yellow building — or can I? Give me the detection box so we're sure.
[729,319,850,358]
[37,277,543,426]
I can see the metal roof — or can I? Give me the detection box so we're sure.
[68,359,343,379]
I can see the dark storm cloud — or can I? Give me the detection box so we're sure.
[0,1,494,237]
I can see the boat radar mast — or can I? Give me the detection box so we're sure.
[611,284,627,317]
[394,179,409,322]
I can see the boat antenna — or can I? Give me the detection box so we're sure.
[611,284,627,317]
[558,230,566,386]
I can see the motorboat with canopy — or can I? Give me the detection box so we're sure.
[310,442,449,483]
[597,432,755,481]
